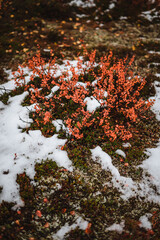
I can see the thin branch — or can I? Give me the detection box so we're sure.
[19,116,32,124]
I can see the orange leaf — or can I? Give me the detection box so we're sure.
[124,163,129,167]
[70,211,75,215]
[36,210,42,217]
[44,222,50,228]
[43,198,48,203]
[15,220,20,225]
[59,168,68,172]
[62,208,66,214]
[85,223,92,235]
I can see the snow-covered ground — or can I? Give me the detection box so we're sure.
[69,0,95,8]
[0,52,160,234]
[140,8,160,22]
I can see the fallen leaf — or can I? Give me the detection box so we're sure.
[124,163,129,167]
[43,198,48,203]
[85,223,92,235]
[132,45,136,51]
[62,208,66,213]
[70,211,75,215]
[15,220,20,225]
[44,222,50,228]
[36,210,42,217]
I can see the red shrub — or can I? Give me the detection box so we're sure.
[13,49,153,141]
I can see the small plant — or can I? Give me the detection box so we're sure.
[13,48,154,141]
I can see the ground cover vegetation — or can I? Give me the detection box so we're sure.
[13,48,154,142]
[0,0,160,239]
[1,46,160,239]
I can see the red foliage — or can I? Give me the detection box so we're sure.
[13,48,154,141]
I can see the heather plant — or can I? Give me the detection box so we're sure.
[14,48,154,141]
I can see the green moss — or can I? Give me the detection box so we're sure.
[16,173,35,202]
[66,143,90,170]
[34,159,59,180]
[21,94,31,106]
[0,92,10,104]
[10,86,25,97]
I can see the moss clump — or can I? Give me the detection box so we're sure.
[0,91,10,104]
[34,159,59,180]
[16,173,35,203]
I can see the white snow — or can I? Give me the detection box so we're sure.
[115,149,126,158]
[148,50,160,55]
[76,14,89,18]
[69,0,95,8]
[84,96,101,112]
[140,8,159,22]
[122,142,131,148]
[119,16,127,20]
[0,92,72,208]
[106,221,125,234]
[91,139,160,203]
[148,63,160,67]
[52,216,88,240]
[139,213,152,230]
[45,86,59,99]
[155,73,160,78]
[149,81,160,120]
[109,3,115,9]
[52,119,67,132]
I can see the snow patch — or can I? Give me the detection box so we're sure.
[122,142,131,148]
[84,96,101,112]
[69,0,95,8]
[106,221,125,234]
[53,216,88,240]
[115,149,126,158]
[139,213,152,230]
[0,93,72,208]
